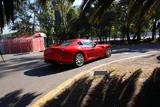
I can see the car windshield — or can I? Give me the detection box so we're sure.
[60,40,74,46]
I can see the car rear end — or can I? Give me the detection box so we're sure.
[44,47,64,63]
[44,47,76,64]
[44,39,83,64]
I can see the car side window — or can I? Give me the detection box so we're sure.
[80,40,94,46]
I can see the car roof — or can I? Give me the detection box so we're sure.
[68,39,90,42]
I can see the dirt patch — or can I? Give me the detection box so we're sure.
[106,54,160,80]
[44,54,160,107]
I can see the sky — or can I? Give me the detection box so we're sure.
[73,0,83,6]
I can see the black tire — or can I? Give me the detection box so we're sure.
[106,48,112,58]
[74,53,85,67]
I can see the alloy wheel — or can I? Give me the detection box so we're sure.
[75,53,85,67]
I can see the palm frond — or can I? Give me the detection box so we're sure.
[90,0,115,24]
[80,0,95,15]
[143,0,160,20]
[127,0,144,22]
[0,0,22,31]
[0,0,4,32]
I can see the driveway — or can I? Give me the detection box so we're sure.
[0,43,160,107]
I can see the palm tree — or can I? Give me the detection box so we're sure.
[0,0,22,32]
[129,0,160,41]
[0,0,76,32]
[0,0,160,37]
[81,0,160,42]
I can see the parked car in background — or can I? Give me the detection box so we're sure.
[44,39,112,67]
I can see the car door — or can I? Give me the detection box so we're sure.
[94,44,106,57]
[80,40,96,59]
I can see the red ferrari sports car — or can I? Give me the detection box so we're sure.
[44,39,112,67]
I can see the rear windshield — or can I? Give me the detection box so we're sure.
[60,40,74,46]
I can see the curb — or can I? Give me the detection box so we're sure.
[31,53,153,107]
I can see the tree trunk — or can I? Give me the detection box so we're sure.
[133,34,137,41]
[46,31,50,47]
[158,22,160,38]
[98,35,101,43]
[121,26,125,42]
[32,13,35,33]
[108,26,111,42]
[159,28,160,38]
[152,18,157,40]
[136,25,141,41]
[46,35,49,47]
[105,35,107,43]
[125,25,131,44]
[100,28,104,42]
[55,10,62,35]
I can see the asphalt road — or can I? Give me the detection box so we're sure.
[0,43,160,107]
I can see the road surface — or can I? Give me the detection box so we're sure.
[0,43,160,107]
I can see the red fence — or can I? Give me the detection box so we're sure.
[0,35,45,54]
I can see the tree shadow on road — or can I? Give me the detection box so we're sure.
[44,67,160,107]
[24,64,75,77]
[44,69,142,107]
[133,68,160,107]
[157,56,160,63]
[1,56,109,78]
[45,77,93,107]
[0,89,41,107]
[0,60,45,79]
[24,57,109,77]
[0,57,42,67]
